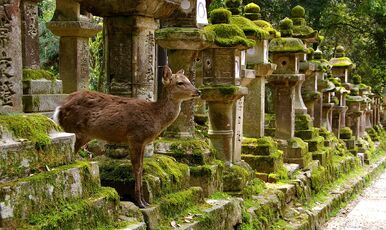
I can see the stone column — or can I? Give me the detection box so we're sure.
[21,0,40,69]
[164,50,198,138]
[0,1,23,113]
[268,74,304,139]
[105,16,157,100]
[243,40,276,138]
[47,0,101,93]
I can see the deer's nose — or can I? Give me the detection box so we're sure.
[196,90,201,96]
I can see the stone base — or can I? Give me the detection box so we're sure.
[285,138,312,168]
[23,94,69,112]
[190,164,223,196]
[154,138,213,165]
[241,153,283,174]
[0,131,75,181]
[23,79,63,94]
[223,163,254,192]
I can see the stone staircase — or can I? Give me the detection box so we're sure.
[0,114,121,229]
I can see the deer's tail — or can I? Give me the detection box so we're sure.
[52,106,62,125]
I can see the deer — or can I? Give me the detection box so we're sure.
[53,65,201,208]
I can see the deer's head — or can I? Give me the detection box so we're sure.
[162,65,201,101]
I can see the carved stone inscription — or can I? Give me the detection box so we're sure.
[21,0,39,68]
[0,1,22,112]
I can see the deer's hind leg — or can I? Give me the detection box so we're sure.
[74,135,91,153]
[129,143,148,208]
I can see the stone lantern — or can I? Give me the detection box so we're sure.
[308,49,332,127]
[320,79,335,132]
[268,18,312,168]
[199,7,255,164]
[155,0,211,139]
[290,5,319,116]
[242,3,278,139]
[268,17,306,140]
[329,45,355,131]
[346,94,364,139]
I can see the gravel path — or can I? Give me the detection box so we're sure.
[324,169,386,230]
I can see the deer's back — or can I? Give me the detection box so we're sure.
[59,91,160,144]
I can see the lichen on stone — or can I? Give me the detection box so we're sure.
[23,68,56,81]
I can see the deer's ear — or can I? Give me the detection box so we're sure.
[176,69,184,75]
[163,65,172,85]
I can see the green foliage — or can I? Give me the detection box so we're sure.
[38,0,59,74]
[89,21,106,92]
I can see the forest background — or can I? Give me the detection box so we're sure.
[38,0,386,93]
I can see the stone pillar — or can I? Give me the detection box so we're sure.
[164,50,199,138]
[47,0,101,93]
[268,74,303,139]
[346,99,362,138]
[0,1,23,113]
[243,40,276,138]
[21,0,40,69]
[200,48,248,164]
[105,16,157,100]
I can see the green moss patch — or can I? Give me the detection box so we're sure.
[23,69,56,81]
[223,164,252,192]
[295,114,313,130]
[230,15,269,40]
[329,57,353,67]
[340,127,353,139]
[269,37,305,53]
[0,113,61,148]
[204,23,255,47]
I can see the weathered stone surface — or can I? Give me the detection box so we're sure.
[0,0,23,113]
[190,164,223,196]
[23,79,63,94]
[0,132,75,181]
[141,206,160,230]
[21,0,40,69]
[22,94,68,112]
[0,161,100,225]
[241,153,283,174]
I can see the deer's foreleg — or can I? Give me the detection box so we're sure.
[130,143,147,208]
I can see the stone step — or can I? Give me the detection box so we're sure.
[154,138,214,166]
[189,164,223,197]
[0,131,75,182]
[23,79,63,95]
[98,154,190,203]
[241,153,283,174]
[23,94,68,112]
[305,136,325,152]
[141,187,204,229]
[116,201,146,230]
[0,161,101,227]
[20,187,119,229]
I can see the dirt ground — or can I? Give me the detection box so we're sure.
[323,170,386,230]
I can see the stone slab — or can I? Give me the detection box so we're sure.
[0,132,75,181]
[242,154,283,174]
[23,79,63,94]
[23,94,68,112]
[0,161,101,226]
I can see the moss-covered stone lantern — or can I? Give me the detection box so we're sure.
[200,7,254,164]
[242,3,278,139]
[320,79,336,131]
[268,17,312,168]
[307,49,332,127]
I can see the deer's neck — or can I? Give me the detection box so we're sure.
[154,92,182,127]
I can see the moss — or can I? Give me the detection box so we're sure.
[329,57,353,67]
[269,37,305,53]
[223,164,251,192]
[230,15,270,40]
[244,3,260,13]
[0,113,61,149]
[288,137,308,149]
[210,7,231,24]
[155,27,215,42]
[340,127,353,139]
[23,68,56,81]
[190,164,216,177]
[225,0,241,15]
[352,74,362,84]
[158,187,203,219]
[252,20,279,37]
[291,5,305,18]
[209,191,231,199]
[203,23,255,47]
[242,178,266,199]
[200,85,241,99]
[27,187,119,229]
[295,114,313,130]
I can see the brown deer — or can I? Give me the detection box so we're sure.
[53,65,200,208]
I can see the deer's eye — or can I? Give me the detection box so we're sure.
[177,82,184,86]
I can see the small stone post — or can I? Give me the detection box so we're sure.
[21,0,40,69]
[47,0,101,93]
[0,1,23,113]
